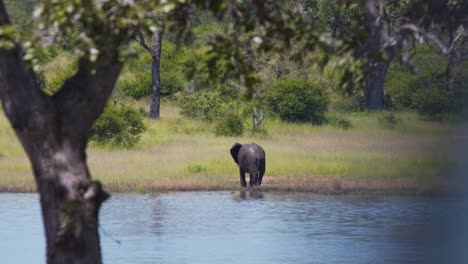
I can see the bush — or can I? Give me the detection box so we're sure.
[267,79,329,123]
[90,103,146,148]
[160,71,184,96]
[328,115,353,130]
[385,68,418,109]
[119,41,188,99]
[121,72,151,99]
[120,71,184,100]
[378,112,399,129]
[177,90,226,122]
[214,113,244,137]
[412,89,460,120]
[332,95,364,112]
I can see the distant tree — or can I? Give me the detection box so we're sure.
[136,27,165,119]
[135,4,194,119]
[333,0,468,110]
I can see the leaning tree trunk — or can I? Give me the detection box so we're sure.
[364,60,390,110]
[0,3,122,262]
[149,29,163,119]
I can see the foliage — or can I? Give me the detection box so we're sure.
[328,115,353,130]
[177,90,226,122]
[378,112,400,129]
[182,46,214,91]
[214,112,244,137]
[120,71,151,99]
[267,79,329,123]
[384,67,419,109]
[3,0,39,33]
[119,41,188,99]
[90,103,146,148]
[331,94,364,112]
[42,60,77,95]
[191,18,224,48]
[412,90,461,120]
[384,44,468,119]
[161,71,184,96]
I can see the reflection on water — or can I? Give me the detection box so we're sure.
[0,192,443,264]
[234,190,264,200]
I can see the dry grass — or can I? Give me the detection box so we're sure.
[0,102,465,194]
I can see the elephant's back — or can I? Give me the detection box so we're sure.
[239,143,265,172]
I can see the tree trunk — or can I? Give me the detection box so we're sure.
[0,3,123,262]
[364,60,390,110]
[149,29,164,119]
[253,106,265,132]
[0,56,115,263]
[34,145,108,264]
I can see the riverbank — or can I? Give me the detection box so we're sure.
[0,175,445,195]
[0,102,464,195]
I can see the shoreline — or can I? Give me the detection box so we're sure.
[0,176,444,196]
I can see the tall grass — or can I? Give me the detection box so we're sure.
[0,102,464,194]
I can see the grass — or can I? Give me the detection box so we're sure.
[0,102,465,194]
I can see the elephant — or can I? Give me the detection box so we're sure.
[230,143,266,187]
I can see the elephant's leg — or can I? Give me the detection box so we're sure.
[256,172,262,186]
[258,160,265,186]
[250,172,258,188]
[240,169,247,187]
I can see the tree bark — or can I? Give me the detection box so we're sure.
[150,55,162,118]
[137,28,164,119]
[364,60,390,110]
[0,2,121,263]
[253,106,265,131]
[149,29,163,119]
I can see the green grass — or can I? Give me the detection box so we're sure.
[0,102,464,194]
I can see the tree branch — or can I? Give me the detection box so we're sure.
[52,55,122,148]
[0,0,56,156]
[135,29,155,57]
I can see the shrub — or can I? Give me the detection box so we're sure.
[378,112,399,129]
[412,89,460,120]
[332,95,364,112]
[90,103,146,148]
[385,68,418,109]
[177,90,226,122]
[161,71,184,96]
[327,114,353,130]
[121,71,151,99]
[120,41,187,99]
[267,79,329,123]
[214,113,244,137]
[120,70,184,99]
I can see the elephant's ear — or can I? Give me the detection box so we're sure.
[230,143,242,164]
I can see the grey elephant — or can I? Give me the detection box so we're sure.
[230,143,266,187]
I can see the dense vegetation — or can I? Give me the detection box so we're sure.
[4,0,467,145]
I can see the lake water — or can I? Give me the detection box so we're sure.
[0,191,461,264]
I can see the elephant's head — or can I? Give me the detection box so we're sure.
[230,143,242,164]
